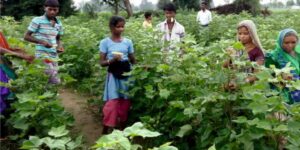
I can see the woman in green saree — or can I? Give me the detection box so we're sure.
[265,28,300,104]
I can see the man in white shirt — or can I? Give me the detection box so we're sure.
[196,2,212,27]
[156,3,185,45]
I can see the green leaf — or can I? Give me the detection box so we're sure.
[123,122,161,138]
[170,101,185,109]
[20,137,41,150]
[28,136,42,147]
[157,64,170,73]
[13,119,29,130]
[150,142,178,150]
[273,125,288,132]
[48,126,69,138]
[232,42,244,51]
[145,85,155,99]
[256,120,272,131]
[247,118,260,126]
[38,92,55,100]
[292,80,300,90]
[256,70,272,80]
[41,137,55,149]
[93,130,131,150]
[50,137,72,149]
[248,102,269,114]
[131,144,142,150]
[233,116,248,124]
[159,89,170,99]
[288,121,300,132]
[67,136,82,149]
[176,124,192,138]
[208,144,216,150]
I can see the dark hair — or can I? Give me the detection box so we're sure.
[144,12,152,19]
[44,0,60,7]
[201,2,208,6]
[109,16,125,28]
[163,3,177,13]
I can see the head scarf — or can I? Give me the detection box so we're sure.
[237,20,264,52]
[272,28,300,74]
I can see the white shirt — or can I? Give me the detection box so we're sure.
[156,20,185,43]
[196,10,212,25]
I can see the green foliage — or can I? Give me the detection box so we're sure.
[20,126,82,150]
[3,52,75,141]
[2,10,300,150]
[1,17,78,147]
[92,122,177,150]
[173,0,199,11]
[128,32,300,149]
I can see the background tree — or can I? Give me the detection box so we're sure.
[139,0,156,11]
[82,0,101,18]
[286,0,295,6]
[234,0,260,15]
[2,0,76,20]
[0,0,4,16]
[173,0,199,10]
[157,0,171,10]
[157,0,215,11]
[102,0,133,17]
[123,0,133,17]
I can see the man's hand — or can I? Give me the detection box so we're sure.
[57,46,64,53]
[39,41,53,48]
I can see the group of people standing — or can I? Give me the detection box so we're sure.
[101,2,300,133]
[143,2,212,44]
[0,0,299,138]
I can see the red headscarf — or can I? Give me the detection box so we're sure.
[0,32,10,49]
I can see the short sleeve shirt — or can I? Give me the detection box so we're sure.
[156,20,185,43]
[28,15,63,53]
[99,37,134,61]
[248,47,264,62]
[196,10,212,25]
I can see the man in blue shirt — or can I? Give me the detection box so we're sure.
[24,0,64,84]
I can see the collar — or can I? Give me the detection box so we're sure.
[163,19,178,25]
[43,14,58,23]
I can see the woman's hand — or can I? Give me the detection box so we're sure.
[223,60,231,68]
[110,53,123,63]
[245,76,257,83]
[282,73,293,81]
[224,80,238,91]
[22,54,35,63]
[11,47,25,53]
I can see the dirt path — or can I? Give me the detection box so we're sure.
[58,89,102,146]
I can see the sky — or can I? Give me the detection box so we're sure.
[73,0,290,7]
